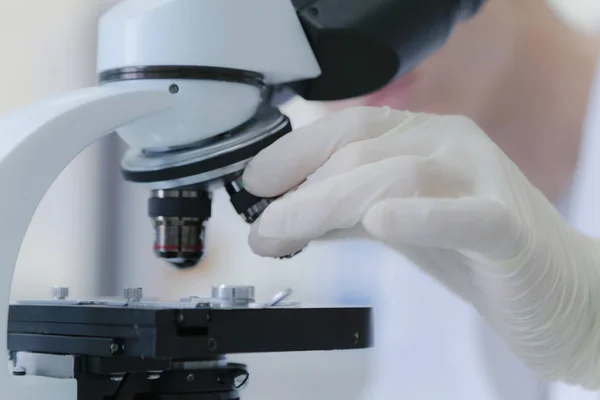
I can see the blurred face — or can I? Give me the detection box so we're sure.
[328,0,600,202]
[334,0,520,125]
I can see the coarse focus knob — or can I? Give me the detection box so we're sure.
[225,177,305,259]
[212,285,255,302]
[124,288,143,302]
[52,287,69,300]
[225,177,274,224]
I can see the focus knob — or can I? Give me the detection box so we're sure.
[211,285,255,308]
[52,287,69,300]
[124,288,144,302]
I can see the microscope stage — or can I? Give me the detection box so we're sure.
[8,302,371,360]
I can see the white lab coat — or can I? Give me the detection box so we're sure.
[333,61,600,400]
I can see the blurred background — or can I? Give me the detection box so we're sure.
[1,1,599,400]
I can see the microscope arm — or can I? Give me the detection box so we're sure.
[0,86,173,399]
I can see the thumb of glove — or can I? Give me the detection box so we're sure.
[362,197,528,261]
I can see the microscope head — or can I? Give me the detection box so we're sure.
[96,0,321,267]
[95,0,486,268]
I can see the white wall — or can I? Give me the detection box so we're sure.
[0,0,123,301]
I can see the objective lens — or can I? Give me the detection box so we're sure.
[148,189,211,268]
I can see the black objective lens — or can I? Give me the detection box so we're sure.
[148,189,211,268]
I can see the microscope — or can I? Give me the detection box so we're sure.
[1,0,485,399]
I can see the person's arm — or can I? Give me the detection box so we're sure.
[243,106,600,389]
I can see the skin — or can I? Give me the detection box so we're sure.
[332,0,600,203]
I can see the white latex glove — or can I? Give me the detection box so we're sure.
[242,106,600,389]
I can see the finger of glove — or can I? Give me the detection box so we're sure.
[302,144,473,199]
[249,155,467,257]
[303,113,445,187]
[247,215,309,258]
[242,106,415,198]
[362,197,526,260]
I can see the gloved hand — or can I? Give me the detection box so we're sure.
[242,106,600,389]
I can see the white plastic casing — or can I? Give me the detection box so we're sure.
[97,0,320,83]
[104,79,262,150]
[0,86,174,400]
[97,0,322,150]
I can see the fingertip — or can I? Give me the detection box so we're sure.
[361,198,399,239]
[248,218,308,258]
[241,159,270,197]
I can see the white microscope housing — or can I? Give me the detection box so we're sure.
[98,0,320,151]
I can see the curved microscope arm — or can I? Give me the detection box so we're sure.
[0,86,173,399]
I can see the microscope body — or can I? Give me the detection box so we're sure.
[97,0,322,267]
[0,0,485,399]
